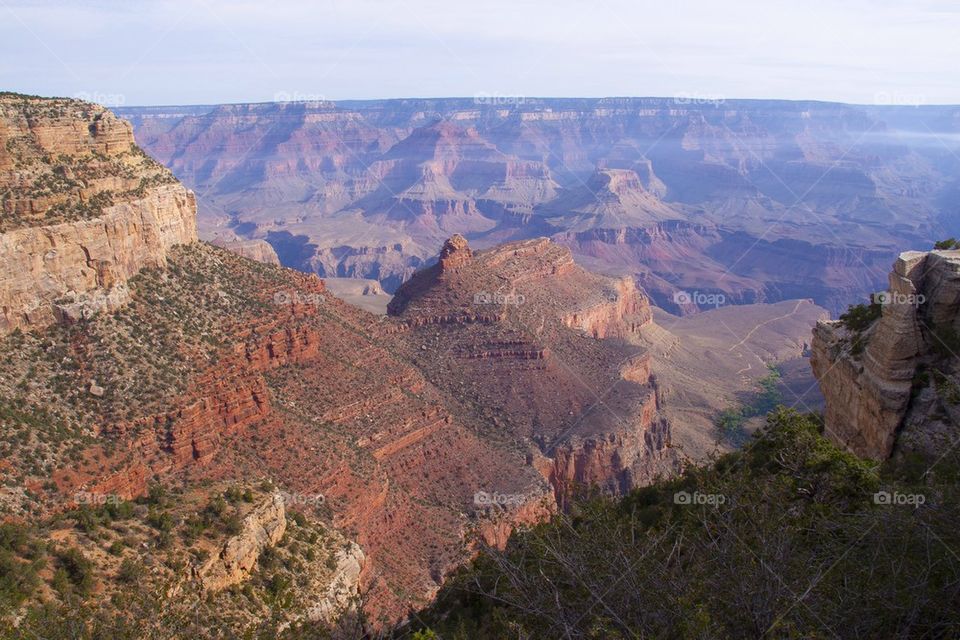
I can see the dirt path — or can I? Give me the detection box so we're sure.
[727,299,807,353]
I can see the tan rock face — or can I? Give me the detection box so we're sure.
[306,540,366,623]
[197,492,287,592]
[0,184,197,333]
[561,275,652,339]
[0,95,197,334]
[811,249,960,459]
[211,238,281,265]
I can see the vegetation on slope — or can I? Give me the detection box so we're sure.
[404,409,960,639]
[0,243,295,515]
[714,364,783,445]
[0,482,360,639]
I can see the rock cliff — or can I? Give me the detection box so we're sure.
[197,491,287,592]
[812,249,960,459]
[305,539,366,623]
[211,237,281,265]
[0,94,196,334]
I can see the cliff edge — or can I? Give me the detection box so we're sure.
[812,249,960,459]
[0,94,197,334]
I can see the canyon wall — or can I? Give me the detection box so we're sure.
[0,95,197,334]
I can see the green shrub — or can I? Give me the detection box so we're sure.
[116,557,142,584]
[55,547,95,595]
[839,301,882,333]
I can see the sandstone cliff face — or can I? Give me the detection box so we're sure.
[544,397,673,505]
[197,492,287,592]
[560,275,652,338]
[0,184,197,333]
[306,540,366,623]
[0,95,197,334]
[812,250,960,459]
[211,238,281,265]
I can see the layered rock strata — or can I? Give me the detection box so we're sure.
[0,95,196,334]
[812,249,960,459]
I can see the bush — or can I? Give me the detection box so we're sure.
[146,508,173,533]
[934,238,960,250]
[55,547,95,595]
[0,549,40,607]
[414,409,960,639]
[839,301,882,333]
[223,515,243,536]
[116,557,142,584]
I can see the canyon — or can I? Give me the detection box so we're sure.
[0,94,691,631]
[5,92,947,636]
[117,98,960,315]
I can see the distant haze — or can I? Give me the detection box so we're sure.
[1,0,958,106]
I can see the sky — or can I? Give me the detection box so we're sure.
[1,0,958,106]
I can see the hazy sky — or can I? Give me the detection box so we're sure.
[1,0,957,106]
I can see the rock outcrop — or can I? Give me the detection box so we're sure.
[211,238,281,265]
[812,249,960,459]
[197,492,287,592]
[306,539,366,623]
[560,275,652,338]
[0,94,196,334]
